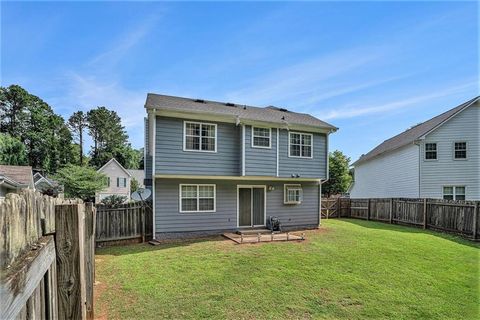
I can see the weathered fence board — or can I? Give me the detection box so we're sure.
[334,197,479,240]
[95,202,152,246]
[1,190,95,319]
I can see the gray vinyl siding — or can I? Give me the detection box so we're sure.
[278,129,327,179]
[155,117,241,176]
[244,125,277,176]
[155,179,320,233]
[420,103,479,200]
[144,118,152,180]
[350,144,420,198]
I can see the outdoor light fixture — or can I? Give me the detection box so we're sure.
[268,185,275,191]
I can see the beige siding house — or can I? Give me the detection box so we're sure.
[350,96,479,200]
[95,158,132,203]
[0,165,34,199]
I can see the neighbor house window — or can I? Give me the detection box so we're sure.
[106,177,110,187]
[443,186,465,200]
[184,121,216,152]
[454,142,467,159]
[425,143,437,160]
[252,127,271,148]
[289,132,313,158]
[284,184,303,204]
[117,177,127,188]
[180,184,216,212]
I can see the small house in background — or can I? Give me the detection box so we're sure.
[33,172,64,197]
[95,158,132,203]
[0,165,34,199]
[349,96,479,200]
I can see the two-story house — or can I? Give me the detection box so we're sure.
[144,93,337,238]
[95,158,132,203]
[349,96,479,200]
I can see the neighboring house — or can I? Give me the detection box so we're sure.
[349,96,479,200]
[0,165,34,199]
[144,93,337,238]
[127,169,145,189]
[33,172,63,195]
[95,158,132,203]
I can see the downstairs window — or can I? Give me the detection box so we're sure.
[284,184,303,204]
[180,184,216,212]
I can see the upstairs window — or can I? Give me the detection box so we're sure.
[180,184,216,212]
[443,186,465,200]
[252,127,271,148]
[117,177,127,188]
[454,142,467,159]
[289,132,313,158]
[184,121,216,152]
[284,184,303,204]
[425,143,437,160]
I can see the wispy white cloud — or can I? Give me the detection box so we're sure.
[225,46,388,106]
[88,14,160,67]
[320,80,478,120]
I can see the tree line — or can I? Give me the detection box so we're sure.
[0,84,143,200]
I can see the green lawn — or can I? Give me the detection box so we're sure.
[94,219,479,319]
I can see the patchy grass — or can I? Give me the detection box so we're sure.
[94,219,479,319]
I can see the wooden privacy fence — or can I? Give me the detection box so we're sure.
[0,190,95,319]
[321,198,339,218]
[95,202,153,246]
[335,197,479,240]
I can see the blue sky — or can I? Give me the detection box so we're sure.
[1,1,478,162]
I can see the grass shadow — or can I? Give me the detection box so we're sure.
[335,218,480,249]
[95,235,231,256]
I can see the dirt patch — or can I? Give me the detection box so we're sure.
[93,280,108,320]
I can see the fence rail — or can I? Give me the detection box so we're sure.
[95,202,153,246]
[0,190,95,319]
[323,197,479,240]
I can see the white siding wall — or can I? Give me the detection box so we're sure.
[350,144,419,198]
[420,103,479,200]
[95,161,131,203]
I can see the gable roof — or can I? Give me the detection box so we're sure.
[145,93,338,132]
[0,165,34,188]
[97,158,132,177]
[353,96,479,166]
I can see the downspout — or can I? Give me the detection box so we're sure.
[149,110,156,239]
[318,131,331,227]
[241,124,246,176]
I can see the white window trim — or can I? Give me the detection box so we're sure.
[183,121,218,153]
[442,185,466,200]
[251,126,272,149]
[179,184,216,213]
[284,184,303,204]
[453,141,468,160]
[424,142,438,161]
[288,132,313,159]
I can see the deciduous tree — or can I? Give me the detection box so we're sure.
[323,150,353,197]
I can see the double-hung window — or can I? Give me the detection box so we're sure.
[284,184,303,204]
[180,184,216,212]
[252,127,271,148]
[117,177,127,188]
[289,132,313,158]
[425,143,437,160]
[454,142,467,159]
[443,186,465,200]
[184,121,216,152]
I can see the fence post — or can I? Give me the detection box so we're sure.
[423,198,428,230]
[141,206,145,243]
[389,198,393,224]
[473,202,479,240]
[55,203,87,320]
[366,199,370,220]
[84,203,95,320]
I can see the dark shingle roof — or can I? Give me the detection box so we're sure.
[145,93,337,131]
[0,165,34,187]
[353,96,479,165]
